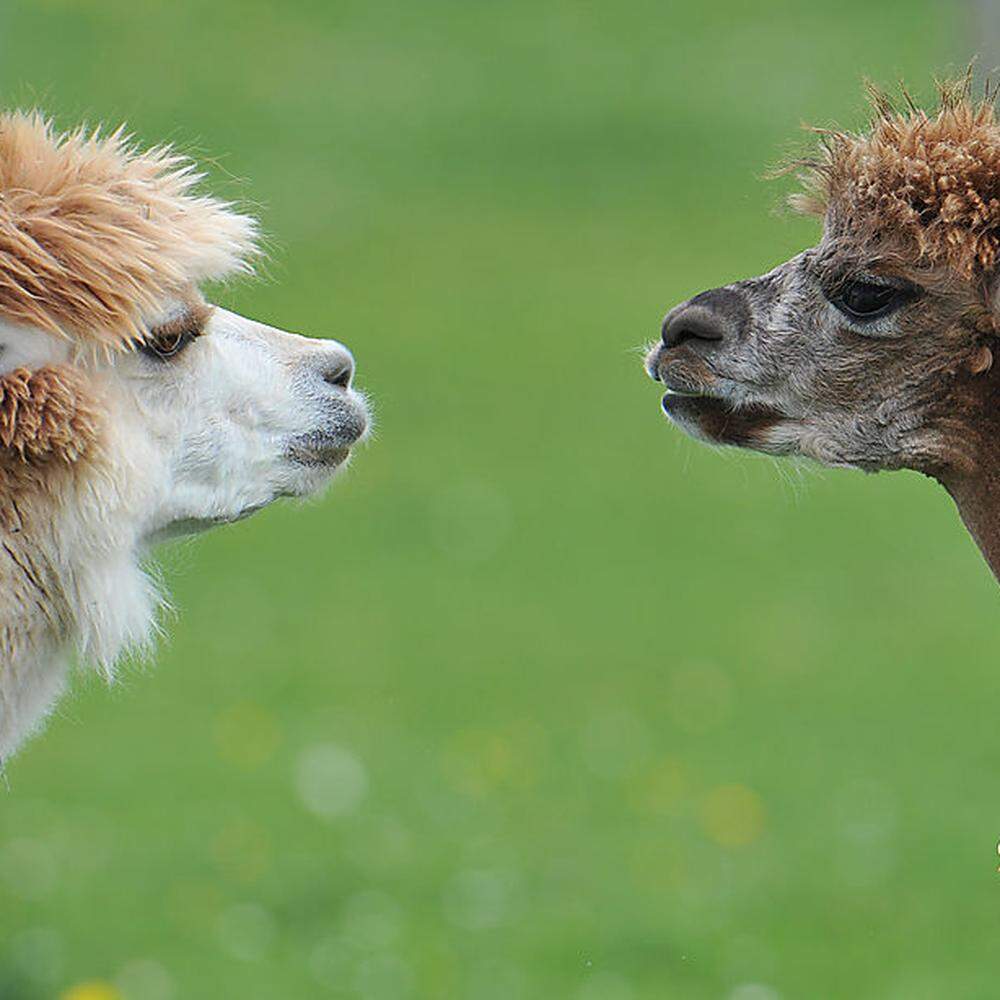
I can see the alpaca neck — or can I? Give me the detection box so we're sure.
[946,472,1000,584]
[0,472,158,758]
[937,365,1000,585]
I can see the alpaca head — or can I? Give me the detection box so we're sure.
[646,79,1000,479]
[0,113,369,756]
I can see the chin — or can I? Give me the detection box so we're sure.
[660,391,789,453]
[283,446,357,498]
[151,448,358,542]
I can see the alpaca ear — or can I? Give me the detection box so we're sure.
[968,343,994,375]
[0,366,99,462]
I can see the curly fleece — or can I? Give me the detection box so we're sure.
[792,77,1000,277]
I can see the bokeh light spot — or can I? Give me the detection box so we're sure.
[60,982,121,1000]
[294,743,368,820]
[699,784,765,848]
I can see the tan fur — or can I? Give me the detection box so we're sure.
[0,112,258,348]
[0,366,102,553]
[791,75,1000,278]
[0,367,99,461]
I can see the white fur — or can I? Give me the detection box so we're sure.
[0,306,368,758]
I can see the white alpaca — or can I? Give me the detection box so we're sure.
[0,113,369,758]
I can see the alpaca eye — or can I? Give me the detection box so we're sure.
[140,327,198,361]
[830,280,909,320]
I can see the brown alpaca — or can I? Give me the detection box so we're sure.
[645,77,1000,584]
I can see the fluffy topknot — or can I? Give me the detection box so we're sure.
[0,112,259,348]
[791,75,1000,277]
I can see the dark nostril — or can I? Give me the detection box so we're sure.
[661,287,749,350]
[661,306,727,349]
[321,358,353,389]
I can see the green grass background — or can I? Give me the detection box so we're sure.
[0,2,995,998]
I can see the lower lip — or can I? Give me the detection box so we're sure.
[662,388,703,399]
[662,390,707,409]
[288,443,351,467]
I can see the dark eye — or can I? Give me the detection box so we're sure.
[140,326,198,361]
[829,280,912,321]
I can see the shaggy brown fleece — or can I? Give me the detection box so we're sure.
[0,366,101,535]
[0,367,99,462]
[791,76,1000,277]
[0,112,258,347]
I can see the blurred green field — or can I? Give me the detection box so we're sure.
[2,2,997,998]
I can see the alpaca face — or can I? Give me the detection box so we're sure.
[0,110,376,757]
[1,302,369,541]
[646,245,989,474]
[0,301,369,757]
[106,303,368,540]
[646,83,1000,478]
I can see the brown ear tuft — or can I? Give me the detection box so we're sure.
[969,344,994,375]
[0,366,100,463]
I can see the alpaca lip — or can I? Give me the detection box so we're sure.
[658,371,712,398]
[659,373,715,400]
[661,387,705,399]
[648,345,717,398]
[287,395,369,468]
[662,392,785,449]
[661,391,722,414]
[286,434,353,468]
